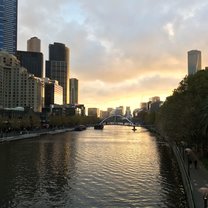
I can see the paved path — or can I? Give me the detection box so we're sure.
[188,158,208,208]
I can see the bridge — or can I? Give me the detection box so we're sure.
[94,115,137,131]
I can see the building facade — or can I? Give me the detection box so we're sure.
[0,0,17,54]
[44,78,63,107]
[70,78,78,105]
[16,50,44,78]
[46,43,70,104]
[0,51,44,112]
[27,37,41,52]
[88,108,99,117]
[188,50,201,75]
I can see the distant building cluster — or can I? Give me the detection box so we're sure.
[133,96,163,119]
[88,106,132,119]
[0,0,84,118]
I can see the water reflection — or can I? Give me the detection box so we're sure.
[0,126,188,207]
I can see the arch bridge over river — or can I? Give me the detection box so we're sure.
[94,115,137,130]
[99,115,135,126]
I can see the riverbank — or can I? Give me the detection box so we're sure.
[0,128,74,143]
[145,125,208,208]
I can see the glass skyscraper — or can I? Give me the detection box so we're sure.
[188,50,201,75]
[46,42,70,104]
[0,0,18,54]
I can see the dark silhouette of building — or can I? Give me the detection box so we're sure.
[46,42,70,104]
[16,51,44,78]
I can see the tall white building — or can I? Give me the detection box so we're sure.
[0,51,44,112]
[188,50,201,75]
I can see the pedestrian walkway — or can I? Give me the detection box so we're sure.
[172,144,208,208]
[189,159,208,208]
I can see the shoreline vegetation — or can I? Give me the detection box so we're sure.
[0,115,100,141]
[135,69,208,170]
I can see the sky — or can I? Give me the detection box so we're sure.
[17,0,208,111]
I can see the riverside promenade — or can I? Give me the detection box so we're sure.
[147,126,208,208]
[173,144,208,208]
[0,128,73,143]
[189,158,208,208]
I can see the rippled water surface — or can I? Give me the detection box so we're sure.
[0,126,188,207]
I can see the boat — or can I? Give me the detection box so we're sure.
[94,124,104,130]
[74,125,87,131]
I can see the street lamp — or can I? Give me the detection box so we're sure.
[199,187,208,208]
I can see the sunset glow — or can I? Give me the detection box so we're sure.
[18,0,208,110]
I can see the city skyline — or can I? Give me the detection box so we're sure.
[17,0,208,110]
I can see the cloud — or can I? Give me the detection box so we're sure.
[17,0,208,109]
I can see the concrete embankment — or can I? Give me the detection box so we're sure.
[0,128,73,143]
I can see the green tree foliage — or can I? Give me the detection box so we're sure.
[158,69,208,145]
[48,115,100,128]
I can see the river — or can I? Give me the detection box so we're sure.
[0,126,188,208]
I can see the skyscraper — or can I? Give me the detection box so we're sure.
[16,36,43,78]
[27,37,41,52]
[0,0,18,54]
[70,78,78,105]
[188,50,201,75]
[46,42,70,104]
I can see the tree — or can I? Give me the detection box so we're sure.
[158,69,208,145]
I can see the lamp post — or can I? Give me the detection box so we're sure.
[199,187,208,208]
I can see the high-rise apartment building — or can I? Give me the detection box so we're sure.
[46,42,70,104]
[0,51,44,112]
[70,78,78,105]
[27,37,41,52]
[188,50,201,75]
[0,0,18,54]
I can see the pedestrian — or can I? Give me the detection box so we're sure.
[194,160,198,169]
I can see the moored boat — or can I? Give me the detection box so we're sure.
[74,125,87,131]
[94,124,104,130]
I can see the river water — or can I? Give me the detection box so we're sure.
[0,126,188,208]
